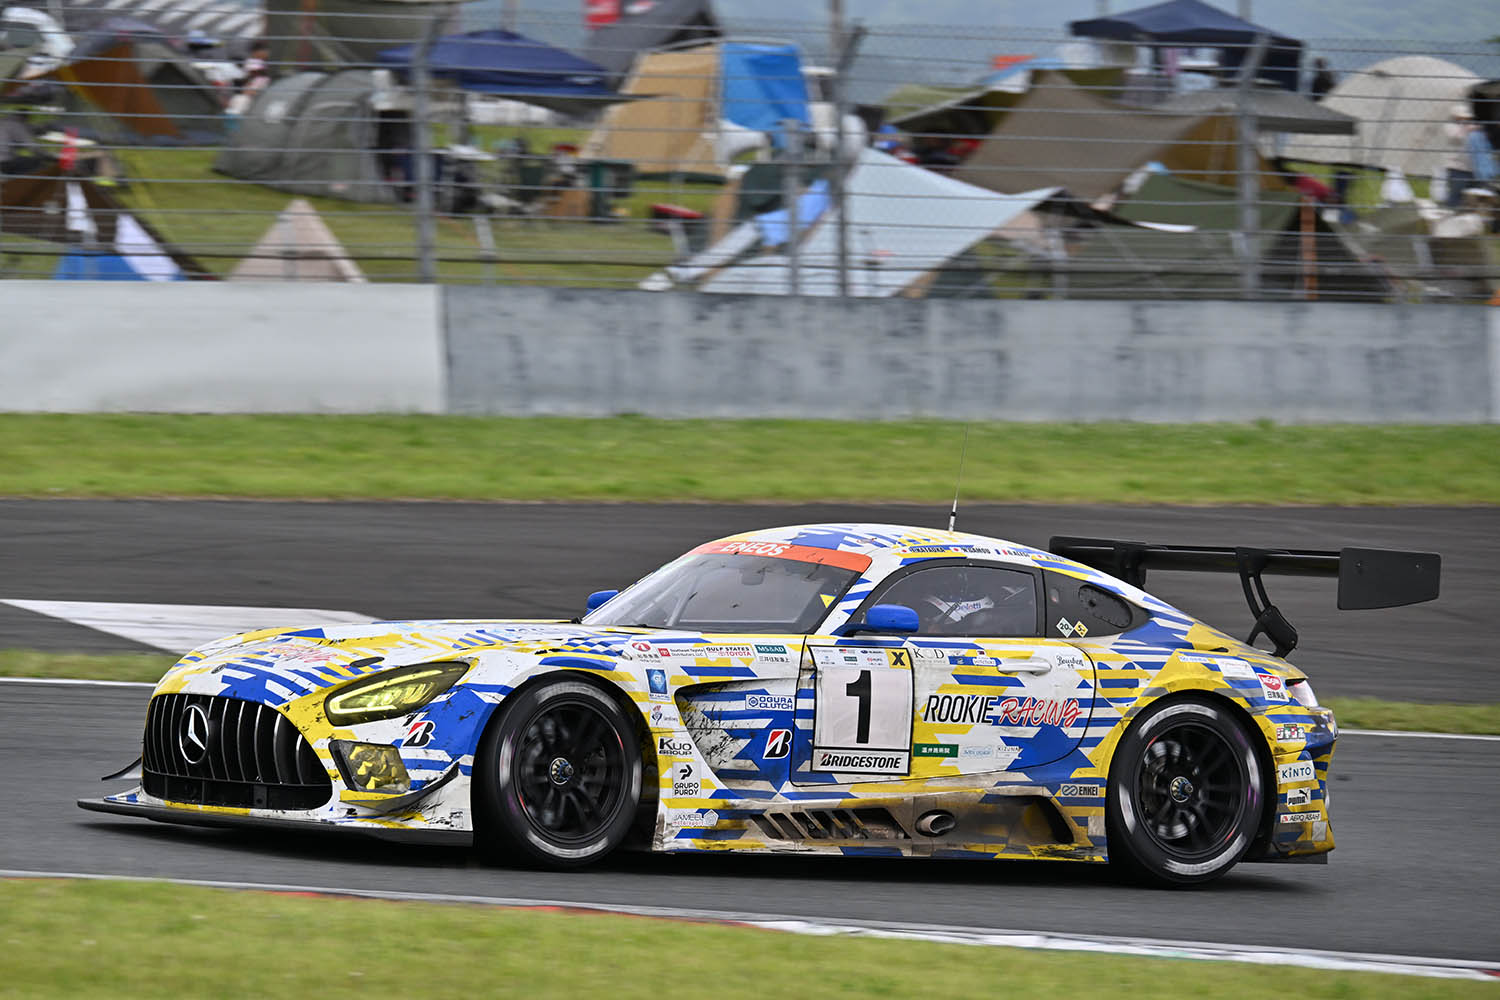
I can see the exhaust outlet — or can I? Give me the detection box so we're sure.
[914,810,956,837]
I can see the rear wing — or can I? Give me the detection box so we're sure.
[1047,537,1441,657]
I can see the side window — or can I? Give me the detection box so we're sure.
[1044,573,1145,638]
[872,565,1039,637]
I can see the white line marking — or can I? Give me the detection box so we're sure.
[1343,729,1500,743]
[0,600,376,655]
[1,870,1495,981]
[0,677,154,689]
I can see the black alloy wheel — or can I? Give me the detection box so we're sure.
[476,678,642,868]
[1106,695,1264,885]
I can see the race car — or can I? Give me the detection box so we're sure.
[80,523,1440,884]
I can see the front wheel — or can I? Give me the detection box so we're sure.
[1106,696,1264,886]
[475,678,642,868]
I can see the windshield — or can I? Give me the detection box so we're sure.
[585,548,867,633]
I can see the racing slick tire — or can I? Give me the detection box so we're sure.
[1106,695,1265,886]
[475,677,642,869]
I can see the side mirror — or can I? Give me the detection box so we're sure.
[845,603,920,635]
[585,589,619,613]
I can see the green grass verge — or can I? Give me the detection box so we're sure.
[4,416,1499,504]
[2,880,1491,998]
[6,651,1496,734]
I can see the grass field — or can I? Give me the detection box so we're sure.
[2,879,1490,998]
[4,415,1499,504]
[6,650,1495,734]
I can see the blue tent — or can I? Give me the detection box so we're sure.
[1069,0,1302,92]
[719,42,810,140]
[376,30,621,114]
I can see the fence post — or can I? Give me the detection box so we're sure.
[831,21,866,298]
[782,118,802,295]
[412,7,450,284]
[1235,33,1269,299]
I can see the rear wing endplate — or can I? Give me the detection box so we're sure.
[1047,537,1440,657]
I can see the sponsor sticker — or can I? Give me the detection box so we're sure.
[914,742,958,758]
[754,643,788,656]
[1285,787,1312,808]
[1058,783,1102,797]
[1055,618,1087,638]
[1278,810,1321,824]
[647,668,669,701]
[811,748,910,774]
[958,744,996,759]
[402,719,434,748]
[1257,672,1290,702]
[1274,723,1304,743]
[630,640,653,653]
[920,693,1082,729]
[671,762,699,797]
[763,729,791,759]
[649,703,680,728]
[911,647,951,660]
[657,735,693,757]
[745,693,796,713]
[1278,760,1315,784]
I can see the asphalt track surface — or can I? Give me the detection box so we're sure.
[2,680,1495,962]
[1,501,1497,961]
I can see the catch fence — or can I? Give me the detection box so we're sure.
[1,3,1497,302]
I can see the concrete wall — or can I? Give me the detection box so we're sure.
[1,282,444,413]
[447,287,1499,423]
[3,281,1496,421]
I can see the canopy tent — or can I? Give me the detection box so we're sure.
[1070,0,1303,92]
[43,19,227,145]
[1281,56,1482,177]
[230,199,366,282]
[954,71,1246,201]
[584,0,721,82]
[214,71,398,204]
[1153,86,1357,134]
[1047,173,1389,300]
[374,29,622,116]
[583,41,810,178]
[0,162,210,278]
[644,148,1056,297]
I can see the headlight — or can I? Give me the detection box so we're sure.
[325,662,468,726]
[332,741,410,793]
[1289,678,1319,708]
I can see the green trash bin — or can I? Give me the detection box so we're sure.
[586,159,635,221]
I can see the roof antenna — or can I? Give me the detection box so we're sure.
[948,426,970,533]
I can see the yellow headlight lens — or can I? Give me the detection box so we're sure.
[332,741,411,793]
[325,662,468,726]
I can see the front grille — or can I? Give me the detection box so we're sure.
[141,693,331,810]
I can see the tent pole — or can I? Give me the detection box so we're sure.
[1235,32,1269,300]
[412,6,450,284]
[831,21,866,298]
[782,118,802,296]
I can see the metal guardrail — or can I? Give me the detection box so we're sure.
[1,3,1497,301]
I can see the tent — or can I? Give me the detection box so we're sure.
[1153,86,1357,135]
[214,71,399,204]
[583,41,810,178]
[263,0,470,72]
[1,161,210,277]
[44,19,228,145]
[954,71,1246,201]
[1069,0,1303,93]
[230,199,366,282]
[643,148,1056,297]
[1046,173,1390,300]
[374,29,622,116]
[1281,56,1483,178]
[584,0,721,81]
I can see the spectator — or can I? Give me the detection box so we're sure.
[1309,58,1336,101]
[1443,105,1496,208]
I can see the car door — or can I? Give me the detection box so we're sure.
[792,561,1093,782]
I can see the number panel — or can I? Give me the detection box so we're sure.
[809,646,913,776]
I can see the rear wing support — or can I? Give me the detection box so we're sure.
[1047,537,1441,658]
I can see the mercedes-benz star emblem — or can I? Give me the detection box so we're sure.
[179,703,210,765]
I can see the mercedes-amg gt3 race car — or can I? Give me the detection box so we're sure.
[81,523,1440,884]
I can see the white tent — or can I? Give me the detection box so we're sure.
[230,199,365,283]
[1281,56,1481,178]
[645,148,1055,297]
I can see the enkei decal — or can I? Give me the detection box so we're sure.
[1058,783,1102,797]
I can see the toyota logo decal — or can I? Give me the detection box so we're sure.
[179,703,211,765]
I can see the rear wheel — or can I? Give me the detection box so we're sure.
[475,678,642,868]
[1106,695,1264,886]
